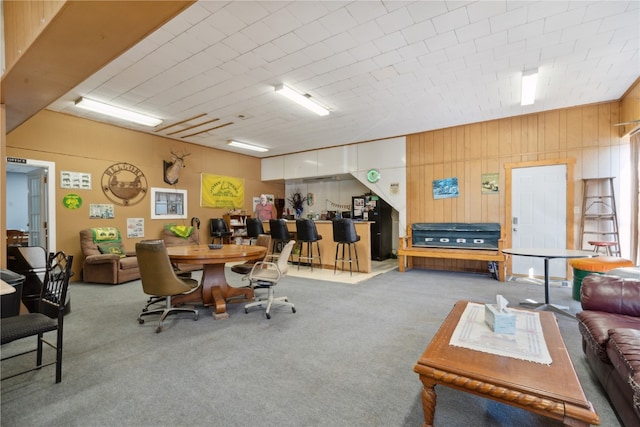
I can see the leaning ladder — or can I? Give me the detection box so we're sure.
[579,177,621,256]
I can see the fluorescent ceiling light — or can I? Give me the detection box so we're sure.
[228,140,269,152]
[275,84,329,116]
[520,70,538,106]
[75,97,162,127]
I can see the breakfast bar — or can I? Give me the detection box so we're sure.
[263,220,373,273]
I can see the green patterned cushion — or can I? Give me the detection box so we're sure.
[165,224,194,239]
[91,227,121,242]
[97,242,126,258]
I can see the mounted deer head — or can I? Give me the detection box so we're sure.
[163,150,191,185]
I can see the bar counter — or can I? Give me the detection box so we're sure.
[263,220,372,273]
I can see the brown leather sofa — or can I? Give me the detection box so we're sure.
[79,228,140,284]
[577,274,640,427]
[160,226,202,274]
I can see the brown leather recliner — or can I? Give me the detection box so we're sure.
[79,228,140,284]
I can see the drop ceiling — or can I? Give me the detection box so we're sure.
[45,1,639,158]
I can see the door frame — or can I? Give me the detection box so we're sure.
[504,158,575,278]
[5,158,56,252]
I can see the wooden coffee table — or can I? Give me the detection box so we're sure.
[414,301,600,426]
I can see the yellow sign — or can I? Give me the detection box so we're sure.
[201,174,244,209]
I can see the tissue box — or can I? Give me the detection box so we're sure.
[484,304,516,334]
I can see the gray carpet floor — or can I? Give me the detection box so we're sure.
[0,266,622,426]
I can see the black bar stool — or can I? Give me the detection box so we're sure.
[333,218,360,276]
[269,219,292,259]
[295,219,322,271]
[246,218,265,244]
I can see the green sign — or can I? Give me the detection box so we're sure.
[62,193,82,209]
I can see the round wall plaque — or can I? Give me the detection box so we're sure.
[101,162,148,206]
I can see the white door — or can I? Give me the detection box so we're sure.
[27,170,48,250]
[511,165,567,278]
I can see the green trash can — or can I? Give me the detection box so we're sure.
[570,256,635,301]
[572,268,602,301]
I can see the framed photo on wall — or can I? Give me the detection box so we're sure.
[151,188,187,220]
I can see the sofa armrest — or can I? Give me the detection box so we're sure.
[84,254,120,264]
[581,274,640,316]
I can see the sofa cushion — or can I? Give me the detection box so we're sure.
[607,328,640,381]
[581,274,640,316]
[119,257,139,270]
[577,311,640,363]
[97,242,126,257]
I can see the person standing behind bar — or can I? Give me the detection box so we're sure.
[255,194,274,220]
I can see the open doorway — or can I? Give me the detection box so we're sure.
[5,159,56,253]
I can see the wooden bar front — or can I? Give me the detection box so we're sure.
[263,220,372,273]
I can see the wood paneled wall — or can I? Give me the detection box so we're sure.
[406,100,625,274]
[2,0,65,72]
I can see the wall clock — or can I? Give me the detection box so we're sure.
[367,169,380,183]
[101,162,148,206]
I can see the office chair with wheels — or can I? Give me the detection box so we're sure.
[209,218,233,244]
[333,218,360,276]
[136,240,200,333]
[1,251,73,383]
[231,234,272,276]
[245,240,296,319]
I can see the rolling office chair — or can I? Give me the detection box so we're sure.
[295,219,322,271]
[268,218,292,258]
[1,251,73,383]
[135,240,200,333]
[209,218,233,244]
[244,240,296,319]
[333,218,360,276]
[230,234,272,276]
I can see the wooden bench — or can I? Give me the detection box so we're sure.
[398,224,506,281]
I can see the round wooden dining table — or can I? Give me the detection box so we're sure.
[166,244,266,319]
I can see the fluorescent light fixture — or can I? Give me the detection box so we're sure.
[227,140,269,152]
[275,84,329,116]
[74,97,162,127]
[520,69,538,106]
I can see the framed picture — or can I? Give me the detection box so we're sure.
[151,188,187,219]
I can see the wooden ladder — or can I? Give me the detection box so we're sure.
[579,177,621,256]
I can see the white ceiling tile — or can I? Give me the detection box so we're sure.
[544,8,586,33]
[373,31,409,53]
[489,7,528,33]
[294,21,332,45]
[318,7,358,35]
[222,32,258,55]
[425,31,459,51]
[406,1,449,22]
[375,6,414,34]
[432,7,469,33]
[465,1,507,23]
[346,1,389,24]
[401,20,437,44]
[455,19,491,42]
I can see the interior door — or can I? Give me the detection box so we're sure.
[27,169,48,250]
[511,164,567,278]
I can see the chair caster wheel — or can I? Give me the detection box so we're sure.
[266,313,271,319]
[194,313,199,321]
[245,309,249,314]
[292,307,296,313]
[155,326,163,333]
[138,318,144,324]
